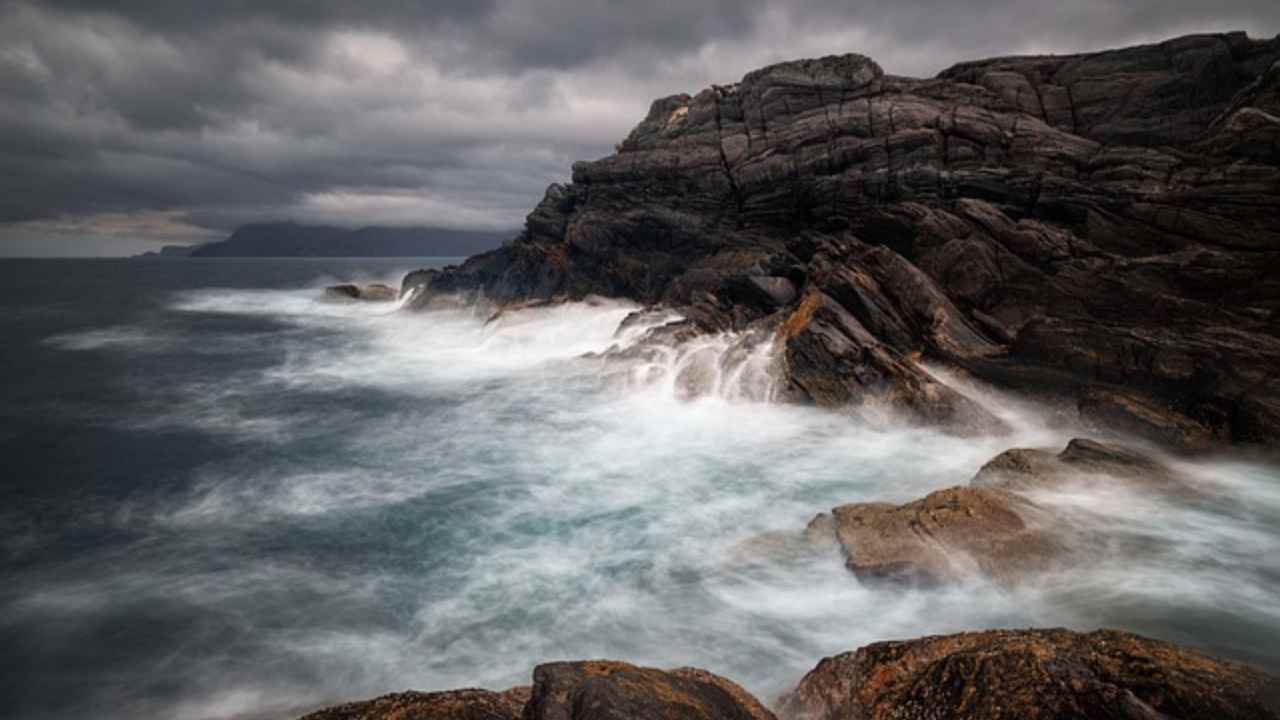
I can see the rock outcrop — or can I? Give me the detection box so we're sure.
[402,32,1280,447]
[298,631,1279,720]
[779,628,1280,720]
[324,283,399,302]
[796,438,1185,584]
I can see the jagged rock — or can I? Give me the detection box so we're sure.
[778,290,1007,435]
[778,628,1280,720]
[402,32,1280,448]
[324,283,398,302]
[524,661,775,720]
[297,687,530,720]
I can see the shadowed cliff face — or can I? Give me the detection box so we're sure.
[403,31,1280,448]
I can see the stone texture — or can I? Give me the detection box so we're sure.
[778,628,1280,720]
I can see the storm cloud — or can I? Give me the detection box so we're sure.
[2,0,1277,255]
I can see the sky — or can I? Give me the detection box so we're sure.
[2,1,1278,256]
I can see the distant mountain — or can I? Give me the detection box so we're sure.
[132,244,198,259]
[188,222,512,257]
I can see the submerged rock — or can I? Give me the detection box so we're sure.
[400,31,1280,448]
[324,283,399,302]
[778,628,1280,720]
[800,438,1188,584]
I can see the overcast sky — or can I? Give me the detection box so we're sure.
[2,1,1277,256]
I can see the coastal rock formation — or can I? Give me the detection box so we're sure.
[778,628,1280,720]
[298,631,1279,720]
[402,32,1280,447]
[324,283,399,302]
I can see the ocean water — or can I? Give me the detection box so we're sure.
[2,257,1279,720]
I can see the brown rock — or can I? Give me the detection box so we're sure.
[524,660,775,720]
[972,437,1182,491]
[778,628,1280,720]
[827,487,1058,584]
[297,687,529,720]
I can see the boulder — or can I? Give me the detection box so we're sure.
[324,283,399,302]
[524,661,775,720]
[297,687,530,720]
[778,628,1280,720]
[820,486,1058,584]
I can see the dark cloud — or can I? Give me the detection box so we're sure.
[1,0,1277,254]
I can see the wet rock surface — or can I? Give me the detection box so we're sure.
[793,438,1188,584]
[401,31,1280,447]
[778,628,1280,720]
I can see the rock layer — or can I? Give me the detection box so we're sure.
[403,32,1280,447]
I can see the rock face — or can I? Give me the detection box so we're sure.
[779,628,1280,720]
[403,32,1280,447]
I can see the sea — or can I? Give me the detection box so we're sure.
[2,257,1279,719]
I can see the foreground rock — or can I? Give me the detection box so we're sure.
[298,631,1279,720]
[299,662,774,720]
[779,628,1280,720]
[299,687,530,720]
[801,438,1182,584]
[402,32,1280,448]
[324,283,399,302]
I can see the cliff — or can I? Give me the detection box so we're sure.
[190,222,511,257]
[403,31,1280,449]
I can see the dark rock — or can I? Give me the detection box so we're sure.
[524,660,775,720]
[778,628,1280,720]
[401,31,1280,448]
[297,687,530,720]
[324,283,399,302]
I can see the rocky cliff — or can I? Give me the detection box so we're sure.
[403,31,1280,448]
